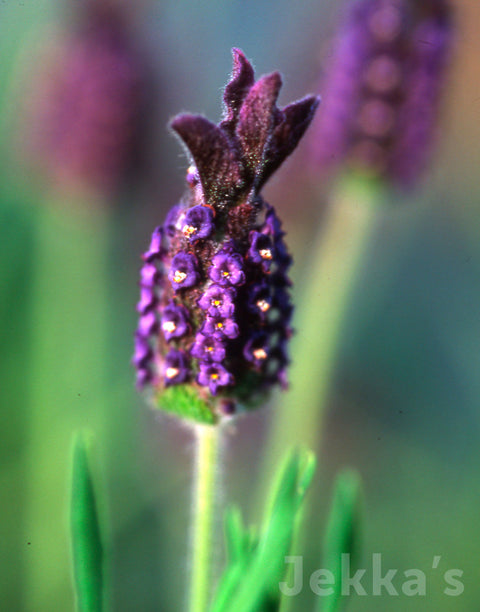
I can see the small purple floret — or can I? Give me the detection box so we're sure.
[168,251,199,289]
[190,333,226,362]
[138,311,158,336]
[201,315,239,339]
[248,231,274,269]
[248,282,272,319]
[209,251,245,286]
[198,285,235,318]
[142,227,165,262]
[136,286,156,313]
[163,349,190,386]
[243,333,269,369]
[197,362,233,395]
[161,301,190,341]
[181,205,214,242]
[140,263,159,288]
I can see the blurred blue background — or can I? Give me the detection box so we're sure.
[1,0,480,610]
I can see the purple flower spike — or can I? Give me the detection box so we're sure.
[198,285,235,317]
[311,0,453,187]
[168,251,199,289]
[197,362,233,395]
[161,301,190,341]
[248,231,274,269]
[201,315,239,339]
[209,251,245,286]
[133,49,315,418]
[244,334,270,369]
[190,333,226,362]
[163,349,189,386]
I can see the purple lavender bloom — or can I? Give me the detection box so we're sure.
[180,205,215,242]
[248,231,275,269]
[134,49,319,420]
[163,349,190,386]
[138,311,158,336]
[142,227,165,262]
[190,333,226,362]
[168,251,199,289]
[140,263,159,288]
[243,333,270,369]
[209,251,245,286]
[198,285,235,318]
[197,362,234,395]
[248,282,272,319]
[161,301,190,341]
[133,334,152,367]
[201,315,239,339]
[133,333,154,389]
[136,286,156,314]
[311,0,453,186]
[164,205,183,237]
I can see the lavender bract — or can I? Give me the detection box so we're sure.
[312,0,453,186]
[133,49,319,423]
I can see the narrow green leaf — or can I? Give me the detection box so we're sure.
[70,432,103,612]
[320,469,362,612]
[210,447,316,612]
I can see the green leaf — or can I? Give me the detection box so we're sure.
[70,432,104,612]
[319,470,362,612]
[156,384,217,425]
[210,447,316,612]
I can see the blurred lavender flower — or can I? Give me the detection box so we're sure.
[312,0,453,186]
[24,2,150,193]
[134,49,319,422]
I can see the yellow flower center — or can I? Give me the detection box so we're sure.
[259,248,272,260]
[256,299,270,313]
[216,322,223,329]
[182,224,197,237]
[173,270,187,283]
[213,299,222,306]
[162,321,176,333]
[211,373,219,380]
[253,348,267,361]
[166,367,179,379]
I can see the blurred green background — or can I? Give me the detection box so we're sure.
[1,0,480,610]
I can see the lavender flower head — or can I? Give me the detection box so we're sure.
[312,0,453,186]
[134,49,319,424]
[24,2,149,192]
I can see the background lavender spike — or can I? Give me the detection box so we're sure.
[311,0,453,186]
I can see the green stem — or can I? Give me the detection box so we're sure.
[189,424,221,612]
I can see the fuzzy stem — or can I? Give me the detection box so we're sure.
[259,175,382,512]
[189,424,221,612]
